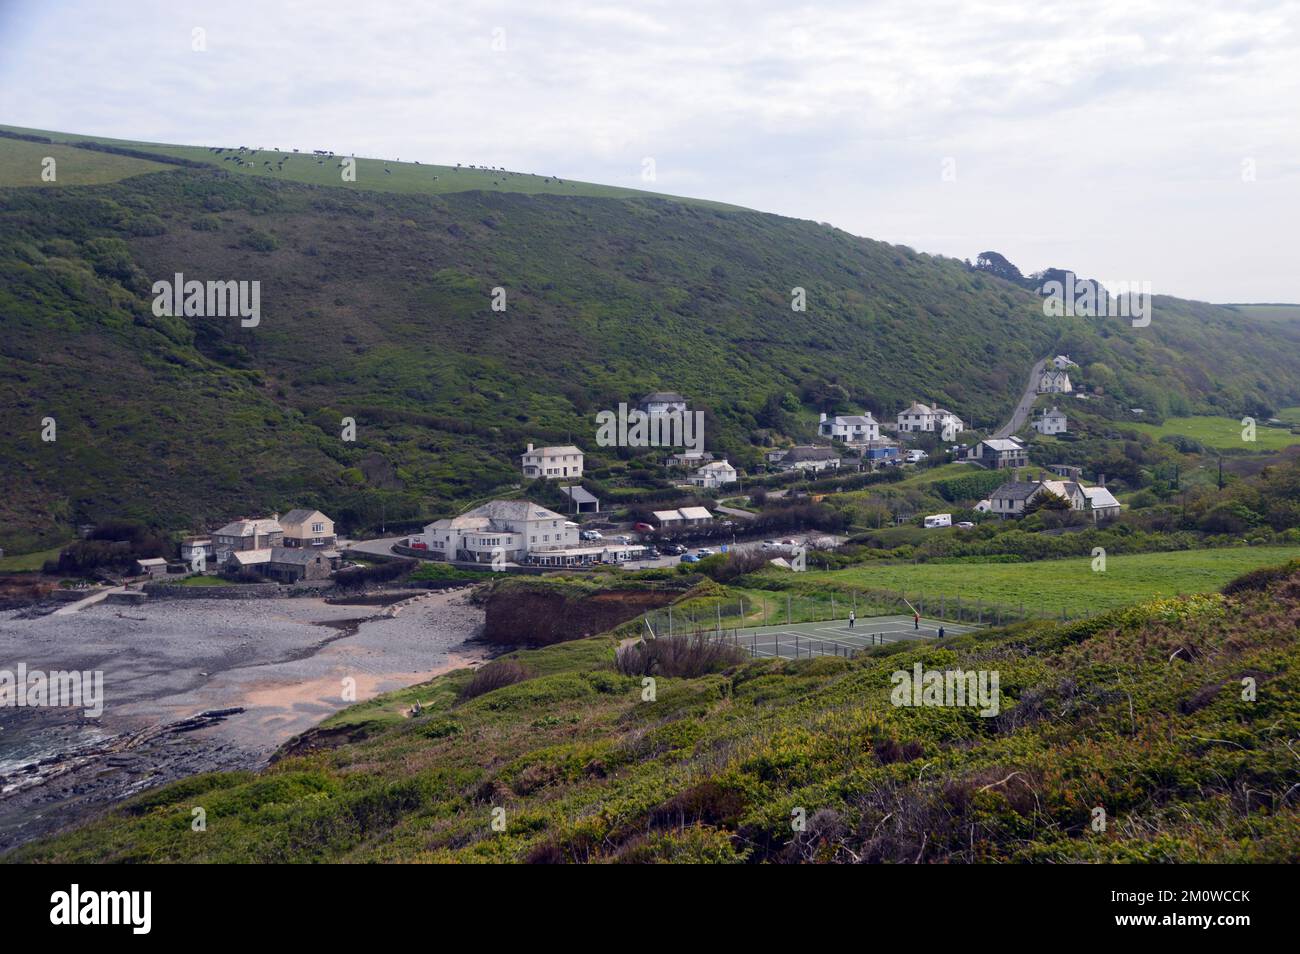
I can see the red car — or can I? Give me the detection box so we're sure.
[633,522,655,533]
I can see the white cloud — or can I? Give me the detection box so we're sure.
[1,0,1297,300]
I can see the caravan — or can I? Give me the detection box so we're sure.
[924,513,952,529]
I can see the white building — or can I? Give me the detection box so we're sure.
[521,443,584,480]
[638,391,688,416]
[1032,407,1068,435]
[771,445,841,473]
[421,500,577,564]
[896,402,965,435]
[1052,354,1076,370]
[690,460,738,489]
[1038,369,1073,394]
[819,412,880,443]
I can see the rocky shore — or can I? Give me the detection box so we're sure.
[0,588,487,852]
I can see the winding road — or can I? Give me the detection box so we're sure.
[993,357,1047,439]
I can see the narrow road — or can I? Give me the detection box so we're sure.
[993,358,1047,438]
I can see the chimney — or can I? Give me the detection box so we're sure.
[1098,473,1106,487]
[1038,471,1046,483]
[526,442,534,453]
[819,412,827,423]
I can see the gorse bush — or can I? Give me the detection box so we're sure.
[614,632,747,678]
[458,659,532,700]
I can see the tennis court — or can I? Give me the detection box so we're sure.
[722,614,983,659]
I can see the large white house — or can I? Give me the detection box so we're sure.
[819,412,880,442]
[988,475,1120,522]
[896,402,965,435]
[1032,407,1068,435]
[690,460,738,489]
[1038,369,1073,393]
[1052,354,1077,370]
[421,500,577,563]
[521,443,584,480]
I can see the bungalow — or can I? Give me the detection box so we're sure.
[1081,481,1121,522]
[1032,407,1068,435]
[279,509,336,548]
[690,460,738,489]
[652,507,714,528]
[521,443,584,480]
[1038,369,1073,394]
[968,437,1028,469]
[667,450,714,469]
[638,391,689,416]
[133,557,168,578]
[772,445,841,473]
[819,412,880,443]
[261,547,339,582]
[213,516,283,562]
[420,500,576,564]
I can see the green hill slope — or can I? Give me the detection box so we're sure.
[0,124,738,206]
[1,129,1299,549]
[12,560,1300,863]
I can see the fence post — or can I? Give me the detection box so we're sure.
[977,599,983,625]
[787,594,792,625]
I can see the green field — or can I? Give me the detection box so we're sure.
[0,137,167,187]
[0,543,66,573]
[1126,414,1299,452]
[798,545,1300,615]
[0,124,737,207]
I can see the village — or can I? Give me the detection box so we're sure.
[74,353,1121,592]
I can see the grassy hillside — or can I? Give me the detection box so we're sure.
[2,129,1299,550]
[796,545,1300,615]
[1126,414,1300,452]
[14,559,1300,863]
[0,125,736,207]
[0,136,168,187]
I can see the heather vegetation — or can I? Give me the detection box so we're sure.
[3,131,1299,554]
[16,559,1300,863]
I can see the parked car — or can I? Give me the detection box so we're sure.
[633,522,655,532]
[761,540,780,550]
[680,553,700,563]
[661,543,686,555]
[956,521,975,529]
[580,529,603,541]
[409,541,428,550]
[643,547,660,559]
[697,547,715,556]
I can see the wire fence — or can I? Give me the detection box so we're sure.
[633,586,1095,640]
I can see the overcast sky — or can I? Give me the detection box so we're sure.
[2,0,1297,302]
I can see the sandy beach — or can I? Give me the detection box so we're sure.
[0,588,487,852]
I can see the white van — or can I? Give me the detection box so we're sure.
[924,513,952,529]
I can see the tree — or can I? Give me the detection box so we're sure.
[974,251,1024,284]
